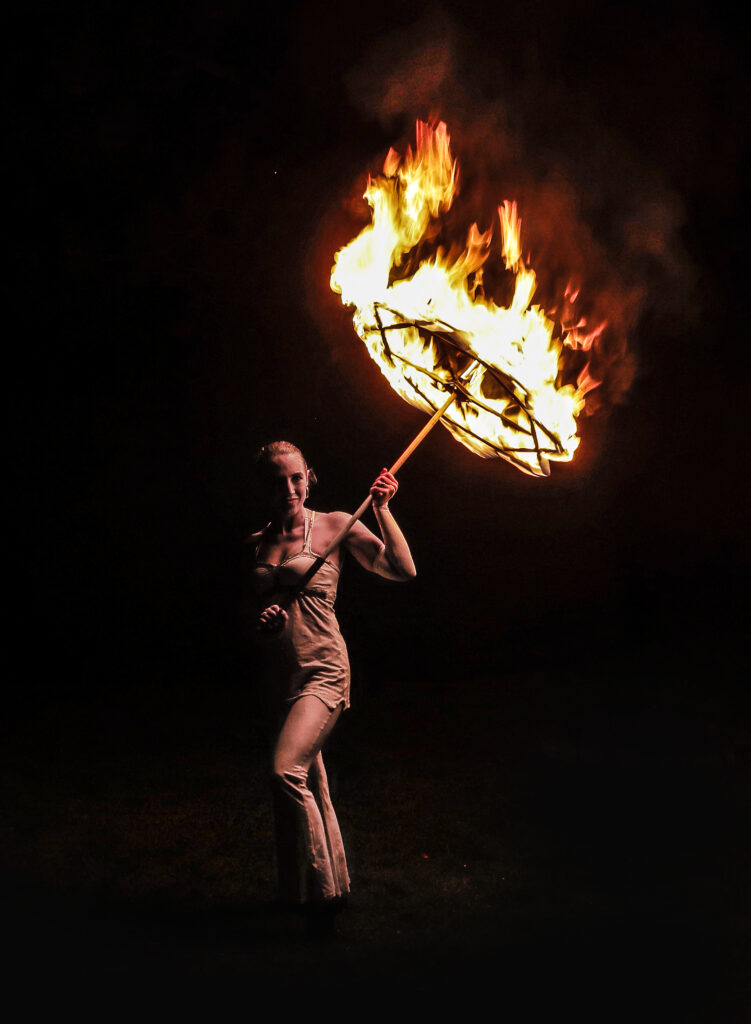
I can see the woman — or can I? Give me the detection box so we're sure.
[244,440,416,931]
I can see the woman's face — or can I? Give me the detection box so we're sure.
[266,453,308,516]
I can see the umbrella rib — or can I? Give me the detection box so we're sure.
[373,305,396,368]
[394,354,534,438]
[374,311,565,455]
[442,413,559,457]
[401,376,558,471]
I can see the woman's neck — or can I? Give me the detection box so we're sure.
[271,505,307,535]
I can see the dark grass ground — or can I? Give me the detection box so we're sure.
[3,630,748,1016]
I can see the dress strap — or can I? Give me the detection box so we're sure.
[303,509,316,552]
[254,523,271,560]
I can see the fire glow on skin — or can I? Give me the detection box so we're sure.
[330,120,604,479]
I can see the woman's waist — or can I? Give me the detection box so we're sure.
[254,587,338,613]
[260,623,348,665]
[252,561,339,599]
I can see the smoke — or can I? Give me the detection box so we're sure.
[339,6,696,416]
[343,11,457,128]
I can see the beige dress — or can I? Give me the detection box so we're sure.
[251,508,350,902]
[251,507,350,712]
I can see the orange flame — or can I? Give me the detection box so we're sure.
[331,121,602,476]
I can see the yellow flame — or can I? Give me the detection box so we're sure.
[331,121,598,476]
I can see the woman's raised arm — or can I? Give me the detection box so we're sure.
[341,470,417,581]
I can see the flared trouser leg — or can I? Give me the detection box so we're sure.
[271,694,350,903]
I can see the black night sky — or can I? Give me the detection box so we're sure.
[7,0,749,1013]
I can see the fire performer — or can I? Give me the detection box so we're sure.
[244,440,416,933]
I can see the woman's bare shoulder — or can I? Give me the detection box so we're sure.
[317,509,378,545]
[316,510,372,534]
[317,510,350,527]
[242,529,265,548]
[311,510,346,540]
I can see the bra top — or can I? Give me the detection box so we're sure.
[254,509,338,570]
[252,509,340,603]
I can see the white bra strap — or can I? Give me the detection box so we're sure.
[304,508,316,551]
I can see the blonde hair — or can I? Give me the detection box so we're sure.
[255,441,318,485]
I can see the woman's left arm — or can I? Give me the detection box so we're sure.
[343,470,417,581]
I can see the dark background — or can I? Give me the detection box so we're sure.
[6,0,749,1014]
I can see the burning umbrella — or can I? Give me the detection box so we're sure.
[287,120,602,598]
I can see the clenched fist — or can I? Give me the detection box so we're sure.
[257,604,288,634]
[370,468,398,508]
